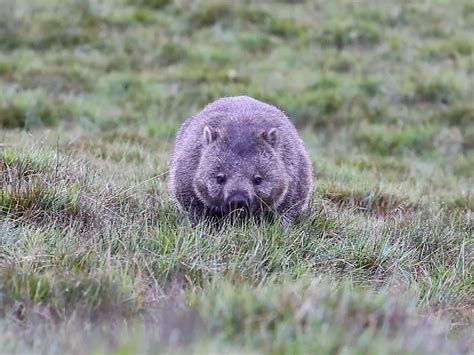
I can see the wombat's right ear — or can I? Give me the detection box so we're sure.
[261,128,279,147]
[203,125,219,145]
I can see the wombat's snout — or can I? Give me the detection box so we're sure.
[226,192,250,211]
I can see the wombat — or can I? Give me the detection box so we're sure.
[169,96,313,225]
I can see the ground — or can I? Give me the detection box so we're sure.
[0,0,473,354]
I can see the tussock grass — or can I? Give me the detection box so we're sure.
[0,149,92,227]
[0,0,473,353]
[0,142,471,353]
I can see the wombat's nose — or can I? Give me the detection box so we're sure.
[227,193,250,210]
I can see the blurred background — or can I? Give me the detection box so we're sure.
[1,0,472,140]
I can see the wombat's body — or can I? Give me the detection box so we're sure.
[169,96,313,224]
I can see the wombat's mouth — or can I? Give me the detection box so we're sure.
[222,202,264,219]
[225,207,250,221]
[208,203,256,219]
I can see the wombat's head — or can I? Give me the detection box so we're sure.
[193,123,289,217]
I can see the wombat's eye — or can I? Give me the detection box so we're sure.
[253,175,263,185]
[216,174,226,185]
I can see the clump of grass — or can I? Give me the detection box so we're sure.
[414,78,462,104]
[0,267,141,322]
[17,69,91,95]
[326,51,354,72]
[445,193,474,211]
[401,74,464,105]
[0,57,16,77]
[354,124,435,156]
[174,63,249,86]
[0,148,45,182]
[0,150,92,227]
[1,143,166,231]
[189,3,258,30]
[2,279,470,354]
[256,87,346,128]
[0,181,88,227]
[25,19,98,50]
[157,42,189,66]
[264,16,308,39]
[318,20,381,49]
[189,3,233,28]
[0,0,21,49]
[464,2,474,20]
[190,279,466,354]
[0,1,103,50]
[188,2,305,39]
[423,36,474,59]
[0,93,71,129]
[442,103,474,126]
[128,0,172,9]
[0,103,55,129]
[238,32,273,53]
[319,184,416,217]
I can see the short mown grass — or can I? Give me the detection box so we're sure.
[0,0,473,353]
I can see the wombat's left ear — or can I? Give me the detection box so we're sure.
[203,125,219,145]
[261,128,279,147]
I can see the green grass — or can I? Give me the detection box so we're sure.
[0,0,473,353]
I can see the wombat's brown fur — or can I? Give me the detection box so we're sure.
[169,96,313,224]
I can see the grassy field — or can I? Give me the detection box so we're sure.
[0,0,473,353]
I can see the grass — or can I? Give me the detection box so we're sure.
[0,0,473,353]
